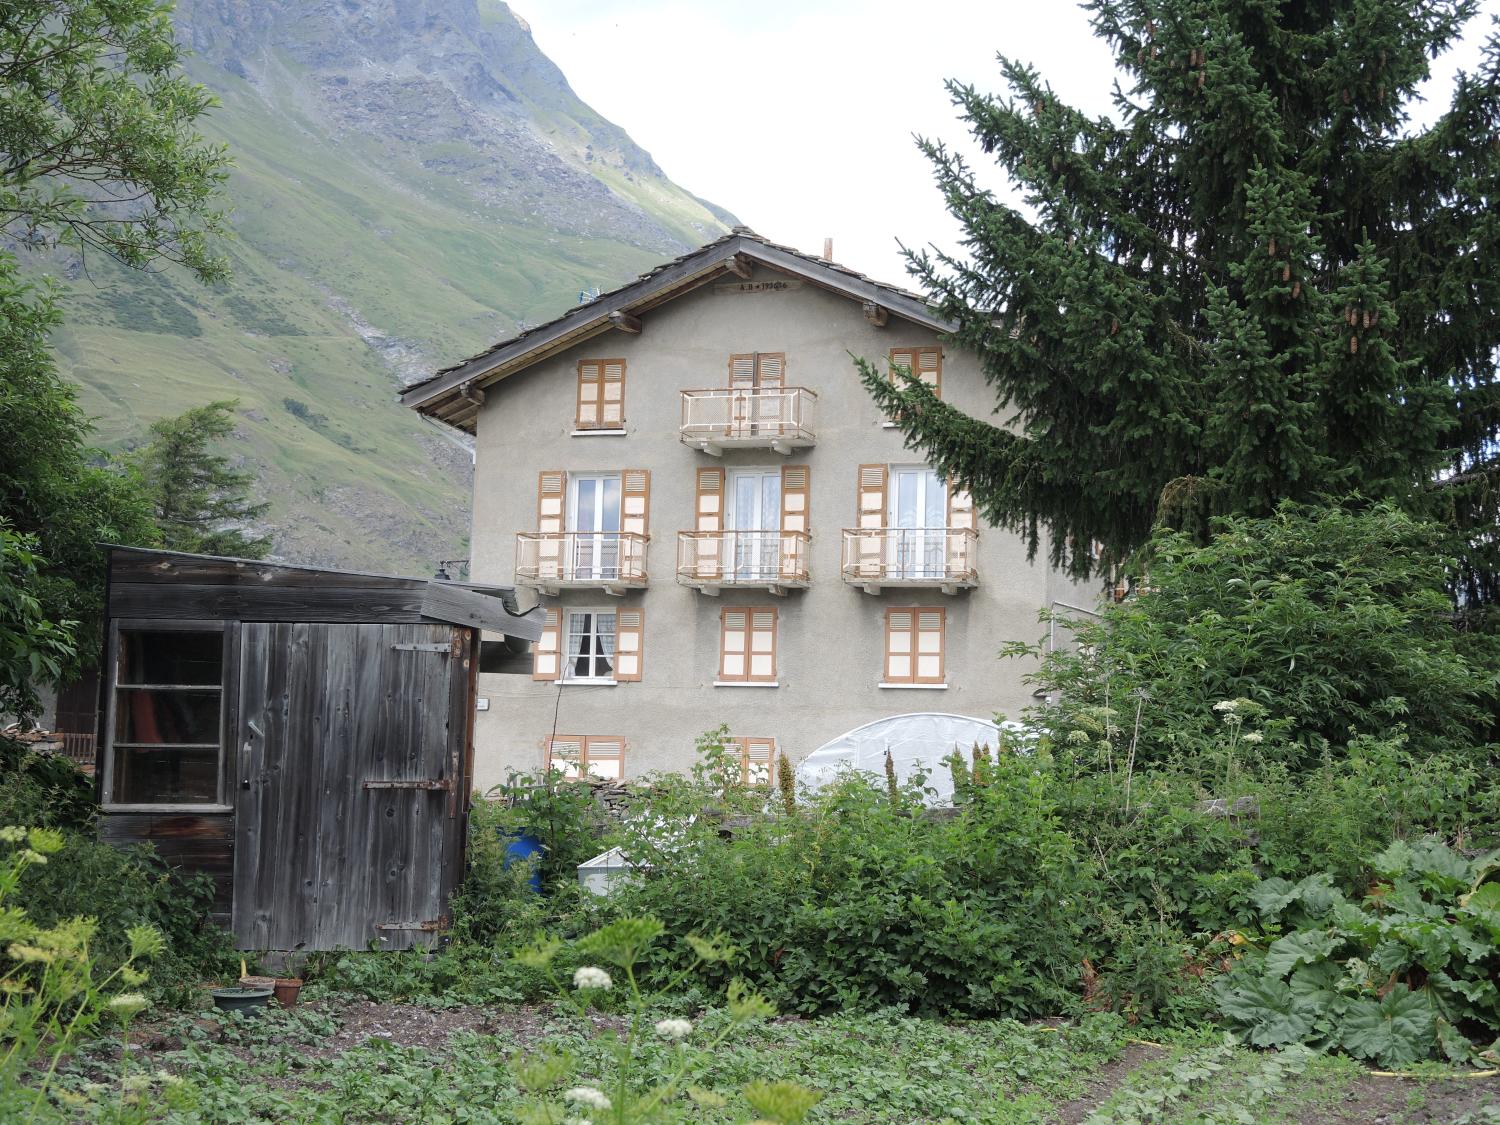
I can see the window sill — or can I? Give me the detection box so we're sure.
[880,420,899,429]
[101,803,234,814]
[571,428,628,437]
[712,680,779,688]
[554,679,619,687]
[878,682,948,690]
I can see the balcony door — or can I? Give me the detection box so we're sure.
[727,469,781,580]
[569,474,621,580]
[889,467,946,578]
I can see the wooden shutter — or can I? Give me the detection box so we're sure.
[885,608,914,683]
[757,352,785,388]
[693,467,724,580]
[744,737,776,785]
[614,608,644,682]
[621,470,650,536]
[546,734,584,777]
[601,360,625,428]
[729,353,756,388]
[855,464,888,576]
[532,607,561,681]
[583,735,625,780]
[748,608,777,682]
[780,465,809,580]
[915,608,946,684]
[947,481,975,577]
[889,346,942,397]
[576,361,601,428]
[536,471,566,579]
[719,608,749,681]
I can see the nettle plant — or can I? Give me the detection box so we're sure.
[510,916,821,1124]
[1215,840,1500,1067]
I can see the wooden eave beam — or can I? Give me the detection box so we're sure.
[724,254,753,279]
[608,310,642,334]
[863,301,889,327]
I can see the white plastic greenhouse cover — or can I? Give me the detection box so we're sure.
[795,713,1018,806]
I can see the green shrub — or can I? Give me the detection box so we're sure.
[1015,502,1500,771]
[1215,840,1500,1067]
[606,758,1091,1019]
[0,733,95,830]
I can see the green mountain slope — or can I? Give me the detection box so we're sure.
[33,0,729,574]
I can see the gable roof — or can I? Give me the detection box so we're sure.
[400,227,951,433]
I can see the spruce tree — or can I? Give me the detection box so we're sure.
[129,401,271,559]
[861,1,1500,609]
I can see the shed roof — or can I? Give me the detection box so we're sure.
[400,228,952,433]
[104,546,542,642]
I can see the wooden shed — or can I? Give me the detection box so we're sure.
[94,547,541,952]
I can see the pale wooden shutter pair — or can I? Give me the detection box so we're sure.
[535,470,652,531]
[532,607,644,682]
[852,465,974,577]
[739,737,776,785]
[728,352,786,433]
[535,470,652,579]
[546,734,625,779]
[885,607,946,684]
[719,607,777,682]
[576,359,625,429]
[888,346,942,396]
[692,466,810,580]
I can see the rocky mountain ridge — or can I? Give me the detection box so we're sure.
[39,0,730,572]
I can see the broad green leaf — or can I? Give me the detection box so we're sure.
[1459,882,1500,942]
[1408,840,1473,895]
[1249,877,1299,922]
[1371,840,1414,880]
[1340,985,1436,1067]
[1215,975,1319,1047]
[1265,930,1339,978]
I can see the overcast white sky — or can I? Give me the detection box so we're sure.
[519,0,1499,286]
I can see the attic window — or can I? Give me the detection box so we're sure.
[103,625,227,808]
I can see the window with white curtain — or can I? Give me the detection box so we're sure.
[564,609,616,681]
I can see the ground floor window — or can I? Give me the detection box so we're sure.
[546,735,625,780]
[564,610,616,681]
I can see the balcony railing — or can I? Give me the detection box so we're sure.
[841,527,979,593]
[679,387,817,454]
[677,530,811,592]
[516,532,648,593]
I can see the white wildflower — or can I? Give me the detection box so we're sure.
[572,966,612,991]
[107,993,149,1019]
[0,826,26,843]
[655,1018,693,1040]
[1066,730,1091,744]
[1241,731,1264,744]
[1212,700,1238,713]
[563,1086,611,1110]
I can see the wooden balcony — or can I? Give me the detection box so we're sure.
[676,530,811,595]
[516,532,648,595]
[679,387,817,455]
[840,528,979,594]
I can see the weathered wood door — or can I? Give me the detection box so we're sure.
[232,623,465,951]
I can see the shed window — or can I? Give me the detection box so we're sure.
[107,627,226,806]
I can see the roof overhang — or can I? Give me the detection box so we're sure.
[400,232,954,434]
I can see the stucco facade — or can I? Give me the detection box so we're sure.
[445,240,1101,792]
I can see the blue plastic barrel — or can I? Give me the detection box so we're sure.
[501,831,544,894]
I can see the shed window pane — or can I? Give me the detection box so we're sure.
[114,690,222,744]
[109,629,225,806]
[118,631,222,685]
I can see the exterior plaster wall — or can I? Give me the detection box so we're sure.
[469,265,1100,791]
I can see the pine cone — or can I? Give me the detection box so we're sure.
[1350,336,1359,355]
